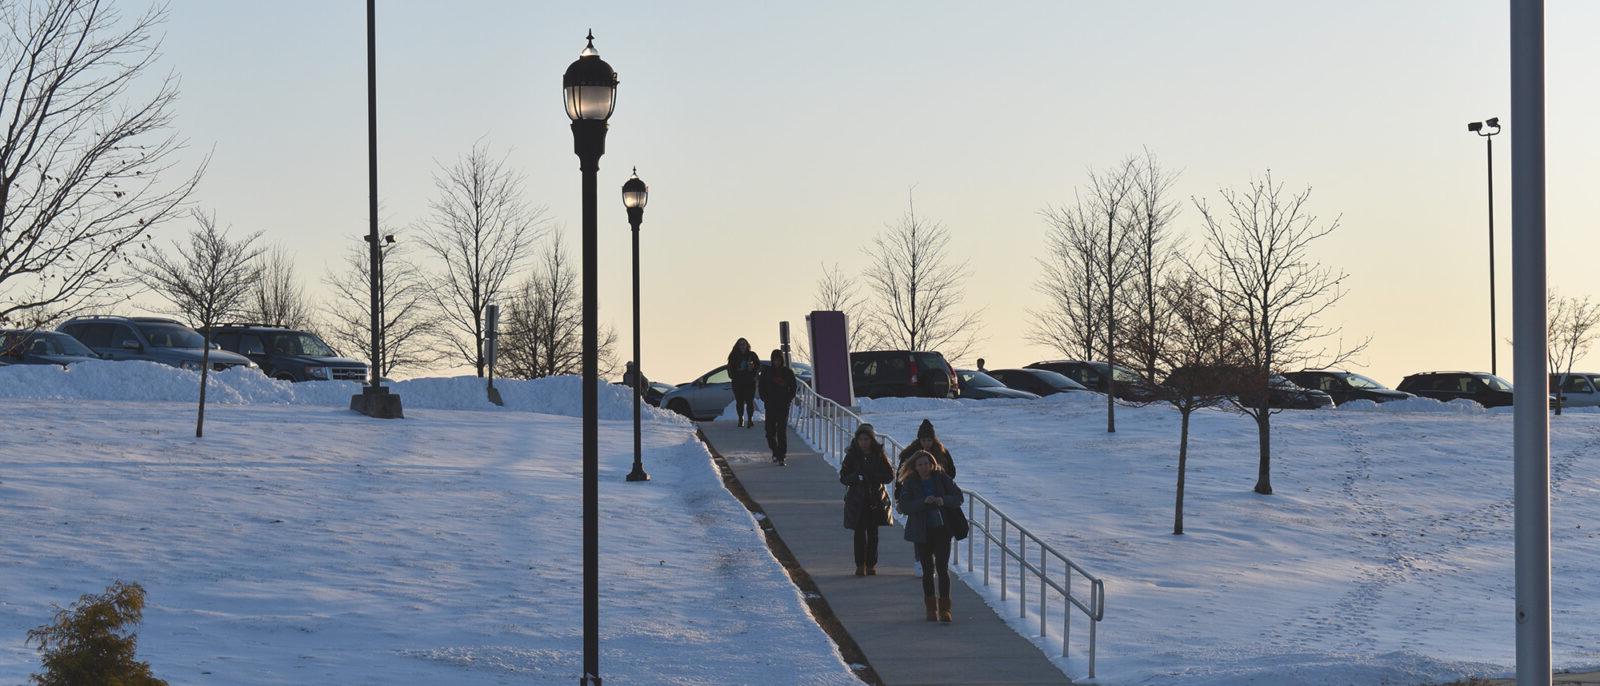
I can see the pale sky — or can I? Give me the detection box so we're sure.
[125,1,1600,387]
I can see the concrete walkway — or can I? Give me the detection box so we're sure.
[700,419,1071,686]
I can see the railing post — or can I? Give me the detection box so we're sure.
[984,507,991,586]
[1064,573,1072,657]
[1000,519,1008,601]
[967,498,975,572]
[1020,534,1028,618]
[1040,552,1047,637]
[1089,613,1097,679]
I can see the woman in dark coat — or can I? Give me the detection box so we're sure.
[896,419,956,477]
[897,449,963,623]
[840,423,894,576]
[727,338,760,427]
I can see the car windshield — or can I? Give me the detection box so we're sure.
[269,332,336,357]
[137,323,205,348]
[1482,374,1513,392]
[48,333,94,356]
[1342,373,1386,390]
[1028,369,1086,390]
[959,371,1005,388]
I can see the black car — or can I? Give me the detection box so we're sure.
[850,350,960,399]
[1282,370,1412,405]
[203,323,367,382]
[987,368,1088,396]
[1397,371,1516,408]
[1024,360,1162,401]
[954,370,1040,400]
[1161,367,1334,410]
[0,329,100,367]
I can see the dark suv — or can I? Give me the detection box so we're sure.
[202,323,367,382]
[1397,371,1515,408]
[58,315,254,371]
[1282,370,1412,405]
[1025,360,1162,401]
[850,350,959,399]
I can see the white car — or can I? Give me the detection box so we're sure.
[660,361,812,421]
[1550,373,1600,408]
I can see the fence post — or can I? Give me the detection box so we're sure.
[1040,552,1047,637]
[1020,534,1027,618]
[1000,519,1008,601]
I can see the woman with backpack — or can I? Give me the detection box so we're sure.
[840,423,894,576]
[897,449,964,622]
[727,338,760,427]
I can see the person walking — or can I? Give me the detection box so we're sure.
[758,349,797,464]
[840,423,894,576]
[897,449,963,622]
[897,419,956,477]
[727,338,760,427]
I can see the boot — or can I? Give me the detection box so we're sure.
[923,596,938,622]
[866,565,876,576]
[855,564,865,577]
[938,597,953,623]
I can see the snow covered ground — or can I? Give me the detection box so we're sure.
[0,363,857,684]
[859,393,1600,685]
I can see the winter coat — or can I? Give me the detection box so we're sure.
[758,364,797,409]
[840,443,894,530]
[896,472,964,544]
[897,441,956,479]
[728,350,761,390]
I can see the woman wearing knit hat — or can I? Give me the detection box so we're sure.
[840,423,894,576]
[897,419,956,478]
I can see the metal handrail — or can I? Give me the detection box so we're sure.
[787,380,1106,679]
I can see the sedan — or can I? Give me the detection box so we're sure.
[1282,369,1412,405]
[987,368,1088,396]
[0,329,100,367]
[955,370,1041,400]
[660,361,814,420]
[1550,373,1600,409]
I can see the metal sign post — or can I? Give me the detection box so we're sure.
[485,304,503,406]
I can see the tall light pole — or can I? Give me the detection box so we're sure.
[623,169,650,483]
[1468,116,1503,375]
[564,30,616,686]
[351,0,401,419]
[1510,1,1549,683]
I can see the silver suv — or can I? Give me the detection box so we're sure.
[58,316,255,372]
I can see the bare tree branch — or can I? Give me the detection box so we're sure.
[0,0,203,325]
[862,190,983,363]
[246,243,311,329]
[499,234,618,380]
[321,237,443,377]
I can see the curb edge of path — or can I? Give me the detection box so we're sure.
[696,426,884,686]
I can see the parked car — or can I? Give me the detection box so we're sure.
[58,315,254,372]
[1161,366,1334,409]
[1397,371,1517,408]
[660,360,813,421]
[202,323,366,382]
[612,380,674,407]
[1549,373,1600,409]
[0,329,100,367]
[1024,359,1162,401]
[986,368,1088,396]
[954,370,1041,400]
[850,350,959,400]
[1282,369,1413,405]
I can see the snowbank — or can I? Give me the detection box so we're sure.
[1335,396,1486,413]
[0,360,684,422]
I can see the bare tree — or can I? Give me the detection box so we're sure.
[1122,149,1183,385]
[129,210,261,437]
[246,244,311,328]
[862,192,982,362]
[0,0,202,326]
[499,235,618,379]
[1129,274,1242,535]
[1547,290,1600,416]
[418,143,547,376]
[1031,200,1104,361]
[321,238,441,378]
[1194,171,1358,494]
[797,262,877,361]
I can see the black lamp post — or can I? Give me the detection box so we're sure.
[623,169,650,483]
[1468,116,1502,376]
[564,30,616,686]
[350,0,401,419]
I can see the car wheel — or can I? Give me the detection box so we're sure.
[668,398,693,419]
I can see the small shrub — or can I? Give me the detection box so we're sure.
[26,580,167,686]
